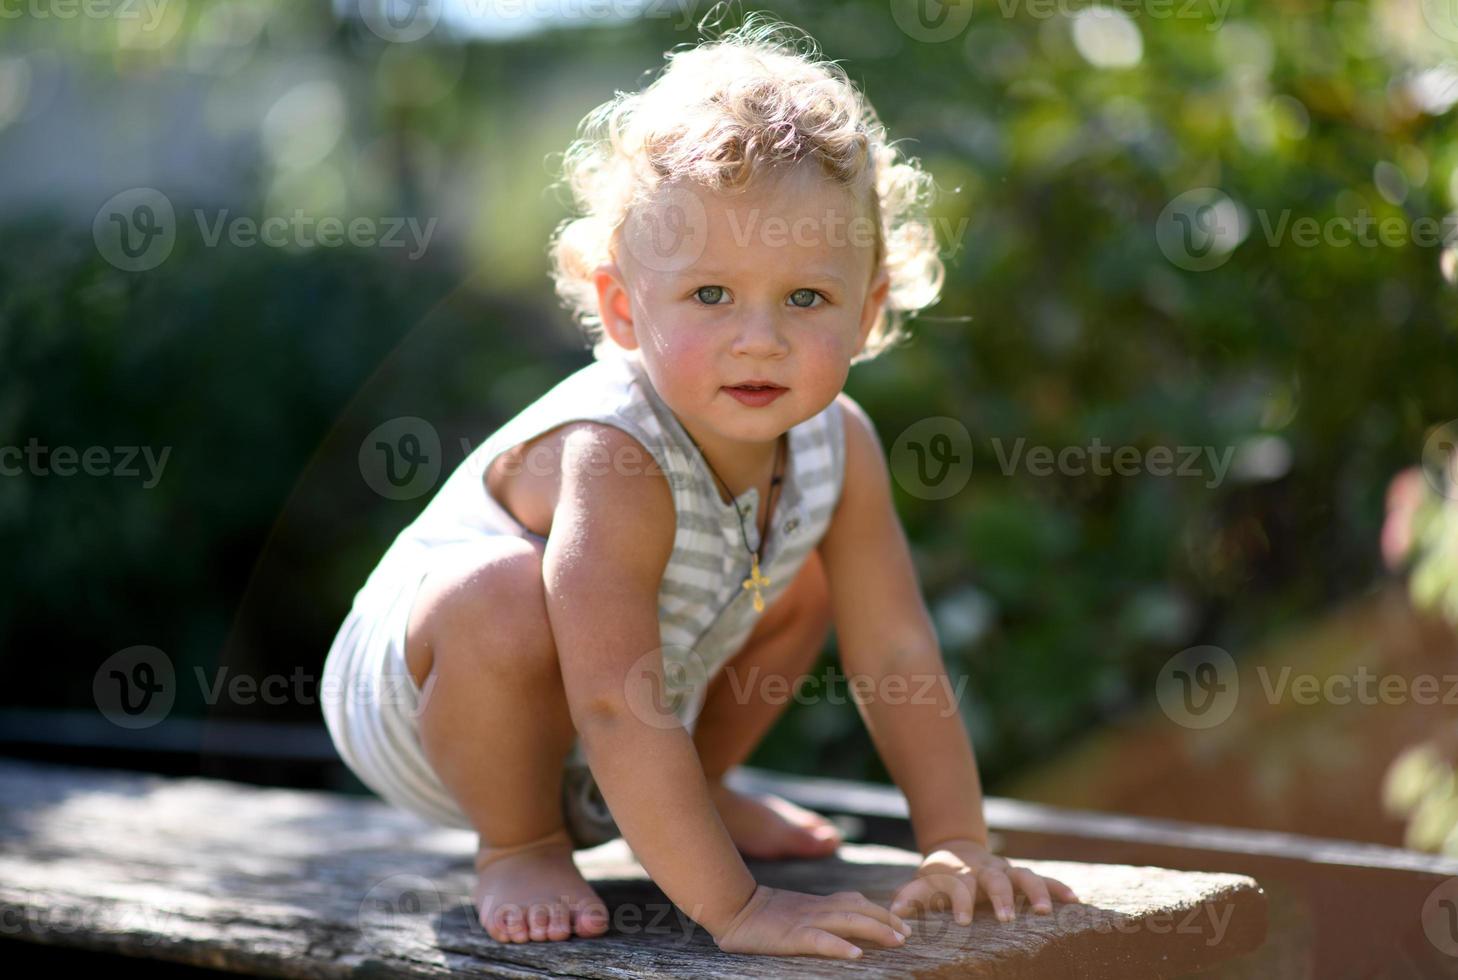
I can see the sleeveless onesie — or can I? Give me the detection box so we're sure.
[320,353,847,847]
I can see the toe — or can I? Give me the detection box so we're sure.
[811,823,841,846]
[507,906,530,943]
[548,900,572,941]
[494,904,527,943]
[790,824,840,856]
[573,898,610,937]
[528,903,552,941]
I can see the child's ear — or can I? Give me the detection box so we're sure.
[594,261,638,351]
[853,267,892,357]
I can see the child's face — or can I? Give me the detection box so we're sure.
[595,162,891,452]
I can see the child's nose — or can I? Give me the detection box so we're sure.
[730,313,790,356]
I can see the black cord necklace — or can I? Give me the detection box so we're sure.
[682,430,786,613]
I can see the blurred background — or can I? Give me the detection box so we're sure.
[2,0,1457,871]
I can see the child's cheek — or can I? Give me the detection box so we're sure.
[802,330,856,384]
[670,332,717,375]
[655,331,719,398]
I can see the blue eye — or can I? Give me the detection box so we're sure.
[691,286,827,307]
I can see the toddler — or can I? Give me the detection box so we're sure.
[322,10,1079,959]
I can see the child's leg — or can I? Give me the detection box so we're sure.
[406,535,576,845]
[693,549,834,784]
[404,534,607,943]
[691,550,843,859]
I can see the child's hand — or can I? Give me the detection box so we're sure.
[889,838,1081,925]
[712,883,912,959]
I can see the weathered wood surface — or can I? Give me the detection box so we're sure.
[0,759,1266,977]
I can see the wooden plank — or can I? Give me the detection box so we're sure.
[730,768,1458,978]
[4,709,1449,878]
[726,766,1458,877]
[0,759,1265,977]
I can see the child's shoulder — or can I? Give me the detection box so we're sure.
[482,359,673,542]
[485,418,671,540]
[824,390,889,514]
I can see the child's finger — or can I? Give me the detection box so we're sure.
[1007,868,1053,913]
[978,870,1015,922]
[949,876,975,926]
[1040,875,1081,904]
[920,871,976,921]
[889,878,935,918]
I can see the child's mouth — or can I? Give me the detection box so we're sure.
[724,383,787,406]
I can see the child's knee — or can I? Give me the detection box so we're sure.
[409,537,559,681]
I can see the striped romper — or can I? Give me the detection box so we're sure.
[320,353,847,848]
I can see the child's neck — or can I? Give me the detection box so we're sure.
[680,421,787,507]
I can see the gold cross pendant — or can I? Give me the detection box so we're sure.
[742,552,772,613]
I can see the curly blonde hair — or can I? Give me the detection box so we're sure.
[545,8,946,364]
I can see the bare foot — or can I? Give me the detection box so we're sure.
[473,829,610,943]
[708,783,844,860]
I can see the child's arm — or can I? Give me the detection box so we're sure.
[542,424,908,957]
[818,395,1082,922]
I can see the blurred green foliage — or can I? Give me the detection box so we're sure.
[1,0,1455,792]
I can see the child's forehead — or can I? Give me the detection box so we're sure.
[623,167,876,276]
[681,161,860,214]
